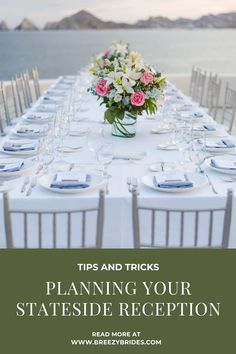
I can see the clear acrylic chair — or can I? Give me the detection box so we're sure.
[2,190,105,249]
[132,190,233,249]
[205,74,221,120]
[221,83,236,134]
[31,67,41,99]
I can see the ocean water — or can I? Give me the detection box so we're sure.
[0,29,236,80]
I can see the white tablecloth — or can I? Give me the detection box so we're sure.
[0,81,236,248]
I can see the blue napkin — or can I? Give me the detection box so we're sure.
[0,160,24,173]
[50,173,91,189]
[3,142,36,152]
[222,139,236,148]
[153,174,193,189]
[194,124,216,132]
[194,112,204,118]
[17,128,41,134]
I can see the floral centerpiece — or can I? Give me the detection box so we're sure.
[89,40,130,78]
[89,43,166,138]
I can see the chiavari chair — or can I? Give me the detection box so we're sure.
[1,80,20,125]
[189,66,200,98]
[2,190,105,249]
[31,67,41,99]
[14,74,29,115]
[221,83,236,134]
[0,83,7,135]
[132,190,233,249]
[192,69,207,106]
[206,74,221,120]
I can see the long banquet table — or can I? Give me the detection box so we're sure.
[0,77,236,248]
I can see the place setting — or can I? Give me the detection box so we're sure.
[142,171,207,193]
[0,157,36,178]
[38,171,105,194]
[10,124,49,139]
[0,139,39,156]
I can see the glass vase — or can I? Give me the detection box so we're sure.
[112,111,137,138]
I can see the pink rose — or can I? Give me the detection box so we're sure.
[96,79,110,97]
[140,71,154,85]
[130,91,145,106]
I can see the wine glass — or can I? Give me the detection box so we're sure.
[38,139,54,173]
[190,136,206,173]
[97,143,113,178]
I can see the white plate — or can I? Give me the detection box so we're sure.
[142,172,207,193]
[12,126,48,139]
[208,155,236,175]
[23,113,54,124]
[0,140,38,156]
[38,172,105,194]
[205,138,236,153]
[0,158,36,177]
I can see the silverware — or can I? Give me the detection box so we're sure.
[26,176,37,197]
[221,176,236,183]
[21,176,30,193]
[127,176,132,192]
[69,163,75,171]
[36,164,43,175]
[205,173,218,194]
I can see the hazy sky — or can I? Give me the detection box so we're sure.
[1,0,236,27]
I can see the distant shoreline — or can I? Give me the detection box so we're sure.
[1,28,236,32]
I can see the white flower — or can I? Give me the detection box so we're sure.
[114,94,122,102]
[122,77,134,94]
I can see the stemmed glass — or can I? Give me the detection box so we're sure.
[190,135,206,173]
[38,138,55,173]
[87,127,105,163]
[97,143,114,178]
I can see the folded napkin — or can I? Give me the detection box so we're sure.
[26,114,54,121]
[153,173,193,189]
[17,126,47,135]
[211,159,236,170]
[3,142,37,152]
[50,172,91,189]
[181,112,204,119]
[194,112,204,118]
[205,139,236,149]
[177,104,195,112]
[0,160,24,173]
[193,124,216,132]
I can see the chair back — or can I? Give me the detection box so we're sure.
[2,190,105,249]
[206,74,221,120]
[14,75,29,115]
[1,80,20,125]
[221,83,236,133]
[23,71,33,106]
[189,66,199,97]
[192,69,207,105]
[132,190,233,249]
[0,84,7,135]
[31,67,41,99]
